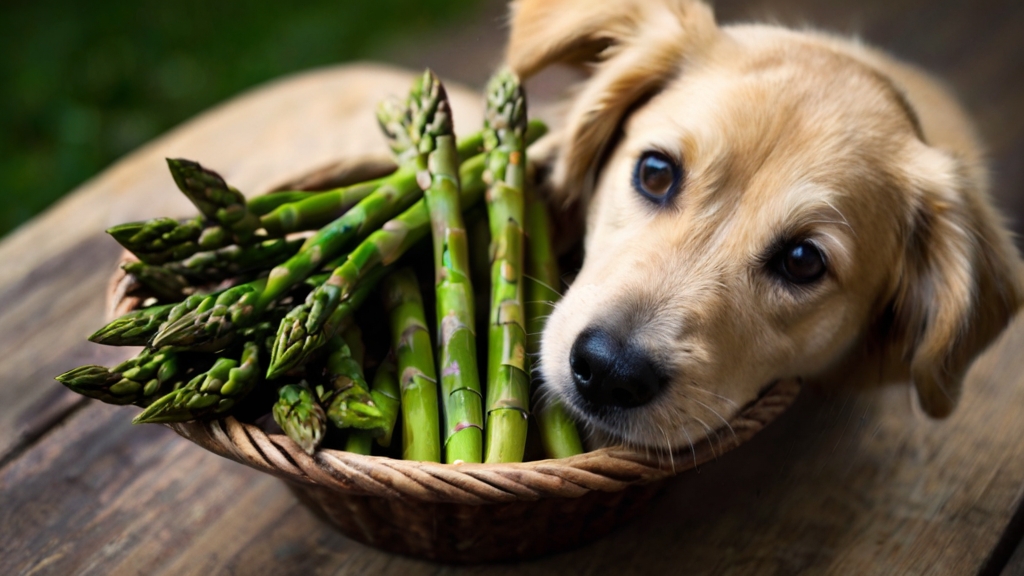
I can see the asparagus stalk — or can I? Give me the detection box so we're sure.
[261,178,385,237]
[267,266,388,378]
[409,70,484,464]
[297,154,488,350]
[346,352,403,453]
[524,183,584,459]
[108,216,232,265]
[167,159,262,245]
[152,278,269,350]
[154,254,347,351]
[56,348,185,406]
[134,340,262,423]
[273,382,328,455]
[370,353,401,448]
[89,303,177,346]
[246,190,320,216]
[382,268,441,463]
[482,69,532,464]
[318,327,386,431]
[164,237,304,282]
[121,261,193,302]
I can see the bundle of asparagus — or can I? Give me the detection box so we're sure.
[57,68,582,463]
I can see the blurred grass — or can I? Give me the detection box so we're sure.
[0,0,484,239]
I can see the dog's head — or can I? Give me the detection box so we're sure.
[509,0,1023,449]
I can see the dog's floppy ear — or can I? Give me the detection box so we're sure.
[890,145,1023,417]
[506,0,717,204]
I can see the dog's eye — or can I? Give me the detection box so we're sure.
[772,241,827,284]
[633,151,682,203]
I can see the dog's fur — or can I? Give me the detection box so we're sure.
[507,0,1024,450]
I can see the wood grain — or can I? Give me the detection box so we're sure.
[3,0,1024,574]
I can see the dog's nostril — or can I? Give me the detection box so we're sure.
[570,351,592,383]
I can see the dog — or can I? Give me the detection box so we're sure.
[506,0,1024,451]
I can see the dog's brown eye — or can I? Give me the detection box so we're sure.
[774,241,827,284]
[633,151,682,204]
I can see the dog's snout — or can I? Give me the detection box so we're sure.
[570,327,663,409]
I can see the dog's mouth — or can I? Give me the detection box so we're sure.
[561,378,793,451]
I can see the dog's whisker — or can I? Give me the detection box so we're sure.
[679,422,698,470]
[522,273,564,297]
[684,384,739,408]
[687,393,739,447]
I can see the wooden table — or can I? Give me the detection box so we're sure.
[3,1,1024,574]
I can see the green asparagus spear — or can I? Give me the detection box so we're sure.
[273,382,328,455]
[260,178,385,236]
[482,69,531,463]
[89,303,177,346]
[246,190,320,217]
[525,184,583,459]
[56,348,185,406]
[407,70,484,464]
[154,255,346,351]
[257,127,521,236]
[345,350,403,453]
[267,266,388,378]
[107,216,232,265]
[152,278,269,350]
[164,237,304,282]
[122,261,193,302]
[134,340,262,423]
[299,153,488,349]
[370,353,401,448]
[382,268,441,463]
[167,159,262,245]
[318,327,386,431]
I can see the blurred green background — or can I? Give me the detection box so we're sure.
[0,0,486,239]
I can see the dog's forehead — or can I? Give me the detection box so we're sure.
[625,40,918,179]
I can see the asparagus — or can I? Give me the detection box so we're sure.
[273,382,328,455]
[89,303,177,346]
[56,348,184,406]
[482,69,532,464]
[164,237,304,282]
[167,159,262,245]
[398,70,483,464]
[524,183,584,459]
[370,354,401,448]
[382,268,441,463]
[267,266,388,378]
[346,352,403,453]
[122,261,192,302]
[247,190,320,216]
[108,216,232,265]
[318,327,386,432]
[154,255,346,351]
[252,108,550,318]
[152,278,269,350]
[261,178,386,237]
[298,153,488,354]
[134,340,262,423]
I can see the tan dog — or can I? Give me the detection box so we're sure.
[507,0,1024,451]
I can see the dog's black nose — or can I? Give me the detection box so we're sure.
[570,327,662,408]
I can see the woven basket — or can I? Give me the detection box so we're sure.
[105,161,801,564]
